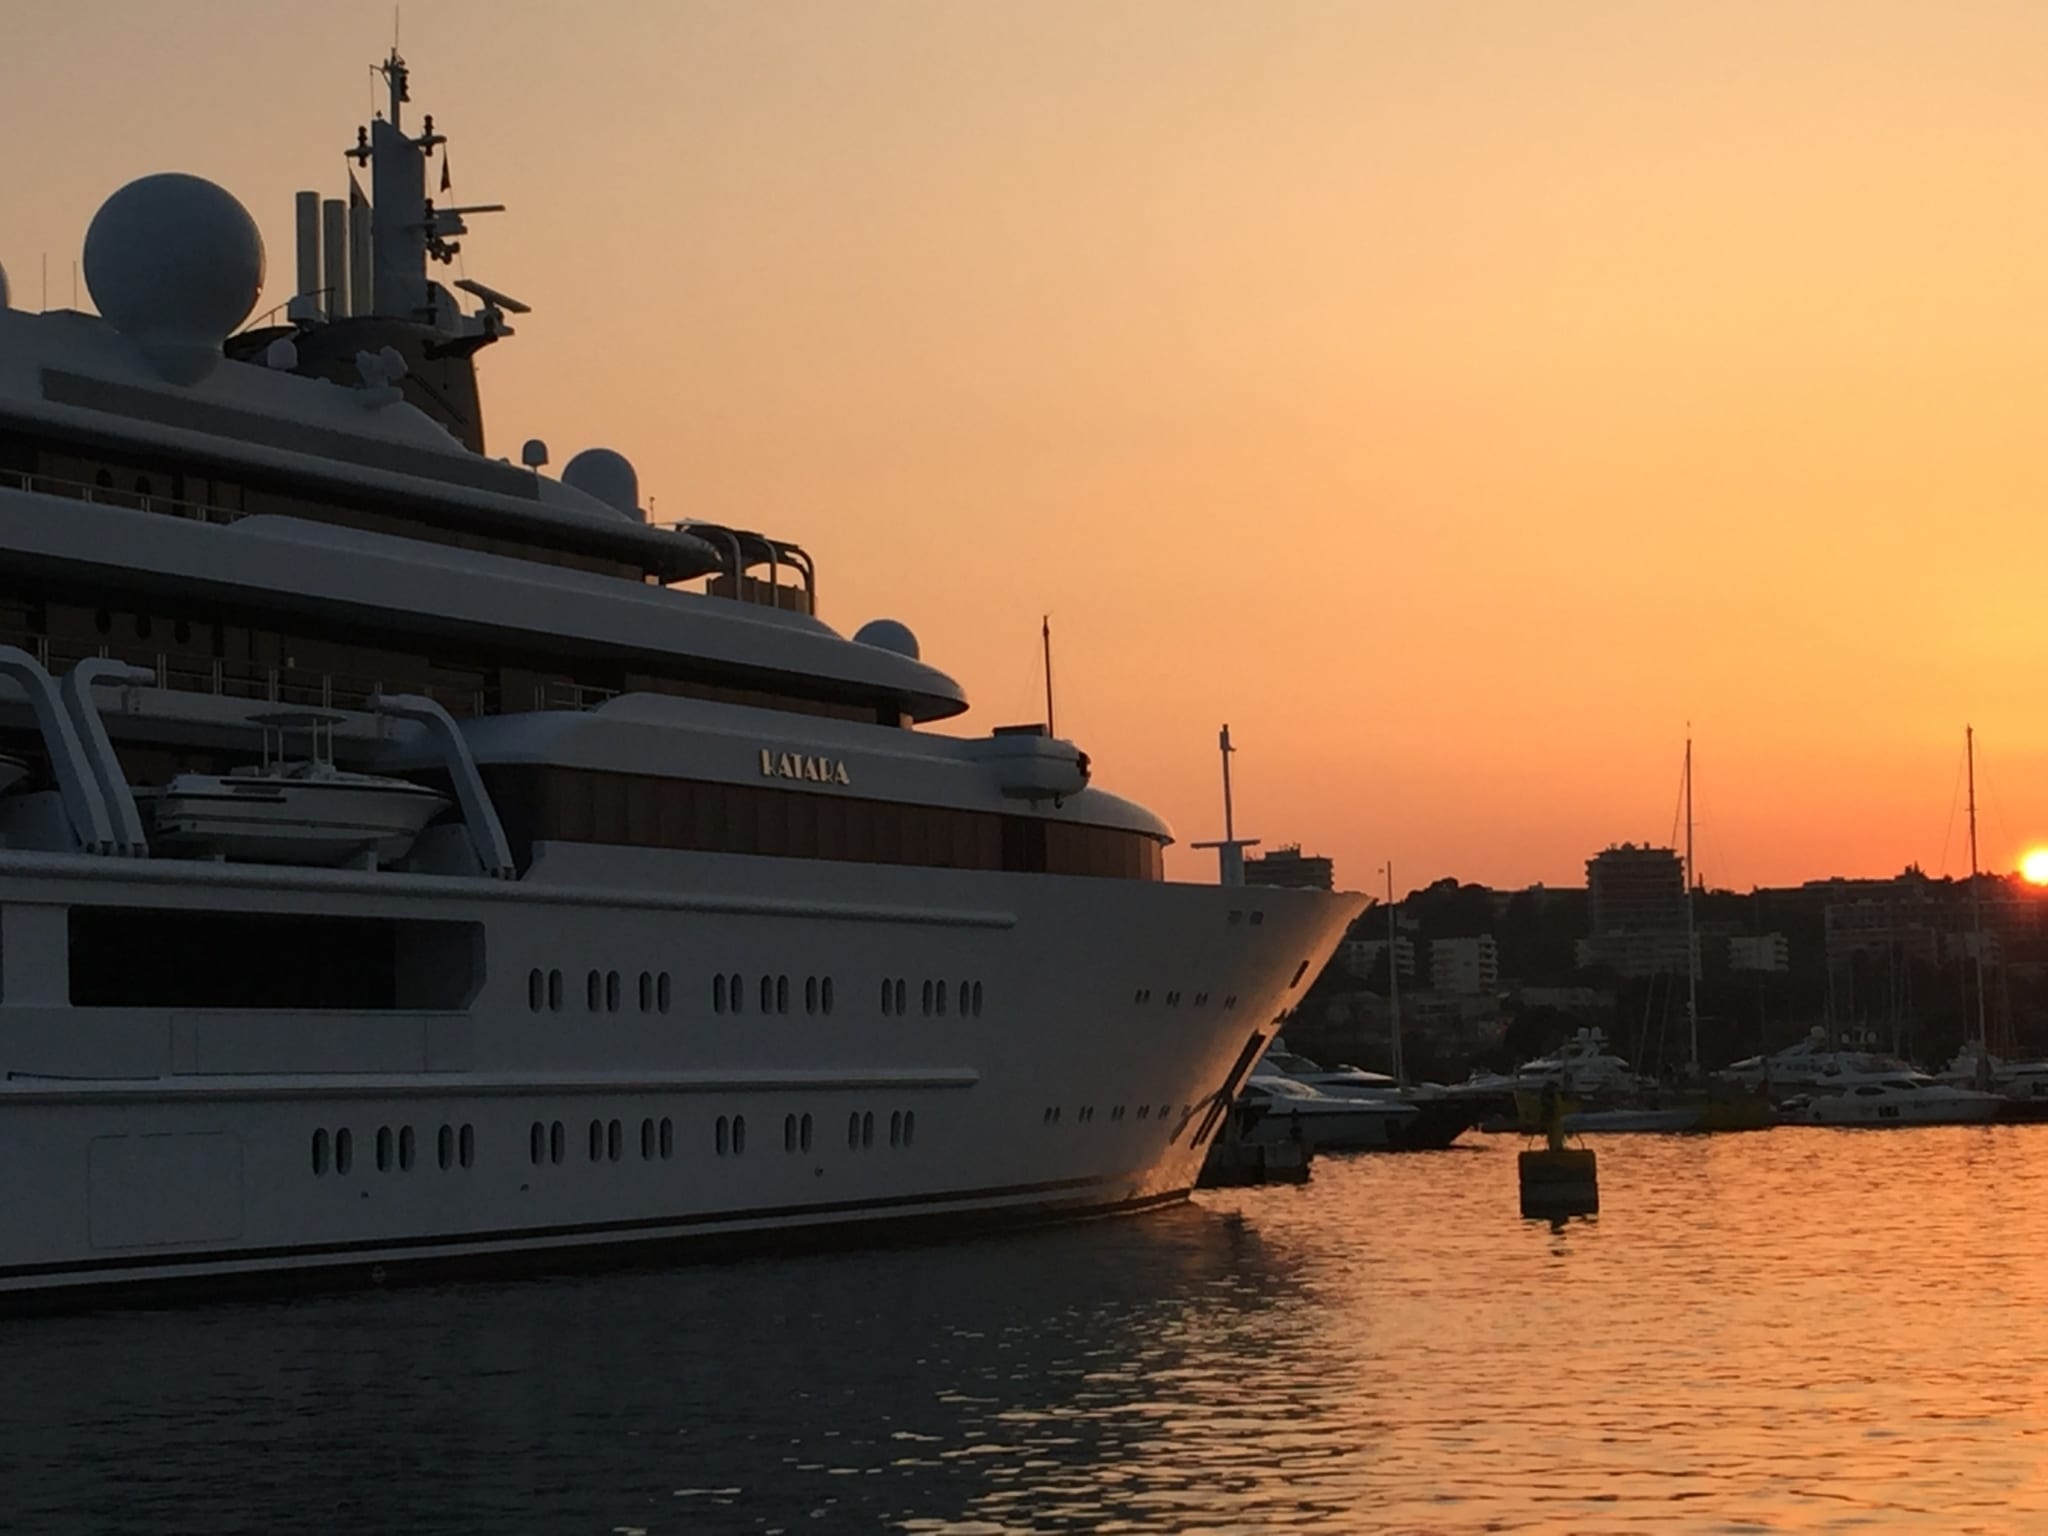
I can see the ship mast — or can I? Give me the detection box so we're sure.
[1968,724,1988,1058]
[1385,861,1405,1086]
[1190,725,1260,886]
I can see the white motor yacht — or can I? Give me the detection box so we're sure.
[1780,1072,2003,1127]
[1721,1027,1914,1092]
[1236,1076,1420,1153]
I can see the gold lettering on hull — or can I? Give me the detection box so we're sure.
[759,749,853,786]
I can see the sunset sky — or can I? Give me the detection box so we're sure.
[11,1,2048,892]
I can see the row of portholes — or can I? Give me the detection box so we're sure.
[714,1114,748,1156]
[312,1122,474,1176]
[711,974,837,1017]
[529,1117,677,1165]
[880,978,986,1018]
[525,968,675,1015]
[1042,1102,1186,1126]
[1131,988,1238,1009]
[846,1108,916,1150]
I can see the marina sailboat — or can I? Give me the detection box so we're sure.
[0,55,1363,1308]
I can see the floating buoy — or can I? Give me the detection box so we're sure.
[1519,1146,1598,1219]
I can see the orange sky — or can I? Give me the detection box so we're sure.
[11,1,2048,892]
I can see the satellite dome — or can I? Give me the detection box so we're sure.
[854,619,920,660]
[562,448,642,520]
[84,173,264,383]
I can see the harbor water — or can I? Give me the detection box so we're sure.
[6,1126,2047,1534]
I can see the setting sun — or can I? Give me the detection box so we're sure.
[2021,849,2048,885]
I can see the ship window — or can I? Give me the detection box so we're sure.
[921,980,933,1016]
[549,969,563,1010]
[530,1122,545,1165]
[847,1112,861,1150]
[971,982,983,1016]
[588,1119,603,1161]
[134,613,153,640]
[657,972,672,1013]
[904,1110,916,1146]
[439,1124,455,1169]
[759,975,773,1013]
[861,1111,874,1149]
[776,975,789,1013]
[311,1128,329,1176]
[335,1127,354,1174]
[67,909,483,1010]
[895,979,907,1015]
[642,1118,656,1159]
[586,970,601,1011]
[936,981,948,1017]
[94,607,111,635]
[550,1121,565,1164]
[659,1117,674,1158]
[784,1113,797,1151]
[716,1116,730,1156]
[607,1119,622,1161]
[459,1124,474,1167]
[606,971,621,1012]
[174,618,191,645]
[889,1110,902,1148]
[528,968,544,1011]
[375,1126,393,1171]
[822,978,834,1015]
[730,973,743,1014]
[398,1126,415,1171]
[805,977,818,1015]
[713,974,727,1013]
[881,978,893,1015]
[733,1115,747,1154]
[800,1113,813,1151]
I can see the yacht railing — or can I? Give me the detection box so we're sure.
[0,468,249,525]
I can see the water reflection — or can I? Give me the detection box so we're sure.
[4,1127,2047,1532]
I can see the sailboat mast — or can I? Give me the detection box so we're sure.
[1685,734,1699,1072]
[1385,861,1405,1085]
[1968,724,1987,1052]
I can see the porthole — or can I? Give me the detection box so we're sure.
[657,972,672,1014]
[971,982,983,1016]
[861,1111,874,1149]
[459,1124,474,1168]
[588,1119,603,1162]
[607,971,621,1012]
[311,1128,329,1176]
[607,1119,623,1162]
[134,613,152,640]
[730,973,744,1014]
[921,980,934,1016]
[880,978,893,1015]
[548,969,563,1010]
[376,1126,393,1172]
[642,1118,656,1160]
[903,1110,916,1146]
[800,1113,813,1152]
[586,970,602,1010]
[822,978,835,1015]
[639,972,653,1012]
[335,1128,353,1174]
[528,968,544,1011]
[733,1115,747,1154]
[439,1125,454,1169]
[848,1111,861,1150]
[173,618,191,645]
[759,975,773,1013]
[784,1113,798,1152]
[550,1120,565,1164]
[93,607,111,635]
[717,1116,731,1156]
[937,981,948,1017]
[1137,1105,1151,1120]
[889,1110,902,1148]
[398,1125,416,1171]
[805,977,818,1015]
[895,979,907,1015]
[775,976,789,1013]
[659,1117,674,1158]
[530,1122,546,1165]
[714,974,727,1013]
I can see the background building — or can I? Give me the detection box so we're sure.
[1244,845,1335,891]
[1430,935,1499,995]
[1577,843,1690,975]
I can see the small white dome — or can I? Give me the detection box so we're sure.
[855,619,920,660]
[84,173,264,383]
[562,448,642,520]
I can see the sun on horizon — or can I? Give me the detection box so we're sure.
[2021,849,2048,885]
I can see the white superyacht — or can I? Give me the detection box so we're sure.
[0,56,1362,1307]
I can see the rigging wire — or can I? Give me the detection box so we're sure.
[1936,739,1964,878]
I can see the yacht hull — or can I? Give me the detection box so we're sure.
[0,844,1361,1308]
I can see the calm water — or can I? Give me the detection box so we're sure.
[6,1127,2048,1534]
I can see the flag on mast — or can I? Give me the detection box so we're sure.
[440,153,452,194]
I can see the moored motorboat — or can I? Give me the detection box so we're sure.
[1780,1073,2003,1127]
[1235,1076,1420,1153]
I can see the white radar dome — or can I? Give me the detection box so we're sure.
[84,173,264,383]
[562,448,642,520]
[854,619,920,660]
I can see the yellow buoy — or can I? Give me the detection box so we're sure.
[1519,1146,1599,1218]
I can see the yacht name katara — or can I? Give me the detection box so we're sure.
[760,750,852,785]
